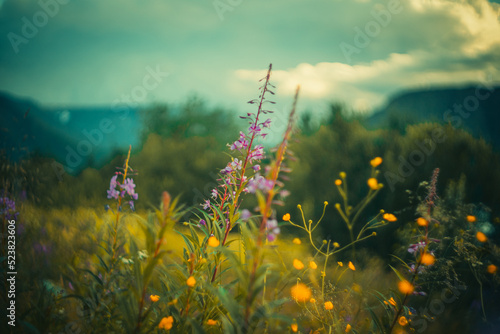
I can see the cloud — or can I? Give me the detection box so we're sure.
[235,0,500,112]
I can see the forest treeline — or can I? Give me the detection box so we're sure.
[2,99,499,255]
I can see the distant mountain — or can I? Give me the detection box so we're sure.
[366,85,500,149]
[0,91,141,173]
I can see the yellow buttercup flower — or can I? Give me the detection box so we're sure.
[345,323,352,333]
[417,217,428,227]
[476,231,488,243]
[283,213,291,221]
[335,179,342,186]
[309,261,318,270]
[208,236,220,247]
[420,253,435,266]
[398,316,408,326]
[324,301,334,310]
[158,316,174,330]
[291,323,298,332]
[291,283,311,302]
[207,319,218,326]
[487,264,497,274]
[149,294,160,302]
[333,242,340,248]
[293,259,304,270]
[293,238,301,245]
[370,157,383,167]
[383,213,397,222]
[398,280,414,295]
[310,298,316,303]
[387,297,397,306]
[338,261,343,267]
[367,178,378,190]
[187,276,196,287]
[348,261,356,271]
[467,215,476,223]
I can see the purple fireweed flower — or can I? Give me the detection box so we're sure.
[107,188,120,200]
[247,174,274,194]
[279,189,291,198]
[199,219,206,226]
[408,242,427,254]
[121,178,138,200]
[110,175,118,189]
[1,196,19,220]
[266,219,280,241]
[229,132,249,151]
[409,264,425,274]
[248,145,265,163]
[129,201,135,211]
[252,165,261,172]
[241,209,251,221]
[262,118,272,128]
[211,189,218,199]
[249,123,261,135]
[231,158,242,171]
[202,199,211,210]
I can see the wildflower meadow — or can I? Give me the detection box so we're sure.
[1,64,500,334]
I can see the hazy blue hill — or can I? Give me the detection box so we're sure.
[0,91,140,172]
[366,85,500,149]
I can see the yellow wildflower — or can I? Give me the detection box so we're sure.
[208,236,220,247]
[149,295,160,302]
[207,319,218,326]
[348,261,356,271]
[187,276,196,287]
[398,316,408,326]
[420,253,435,266]
[291,283,311,302]
[310,298,316,303]
[333,242,340,248]
[476,231,488,242]
[388,297,397,306]
[293,259,304,270]
[345,323,352,333]
[417,217,428,227]
[291,323,298,332]
[467,215,476,223]
[283,213,291,221]
[338,261,343,267]
[370,157,383,167]
[398,280,414,295]
[309,261,318,270]
[487,264,497,274]
[335,179,342,186]
[293,238,301,245]
[367,178,378,190]
[324,301,334,310]
[383,213,397,222]
[158,316,174,330]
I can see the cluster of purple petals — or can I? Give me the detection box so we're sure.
[106,175,138,211]
[1,196,19,220]
[266,219,280,241]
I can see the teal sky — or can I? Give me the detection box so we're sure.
[1,0,499,116]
